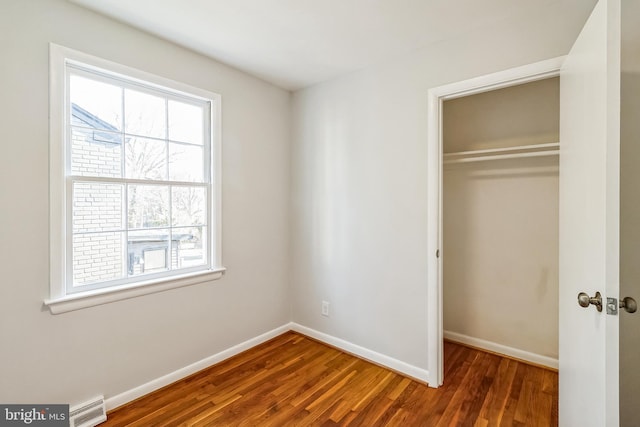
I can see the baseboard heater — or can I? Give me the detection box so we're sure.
[69,396,106,427]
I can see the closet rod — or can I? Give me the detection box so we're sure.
[443,150,559,164]
[443,142,559,158]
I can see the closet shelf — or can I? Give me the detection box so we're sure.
[443,142,559,164]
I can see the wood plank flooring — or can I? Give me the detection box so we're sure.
[103,331,557,426]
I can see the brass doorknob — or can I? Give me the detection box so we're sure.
[578,291,603,312]
[620,296,637,314]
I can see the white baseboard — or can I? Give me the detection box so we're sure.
[443,330,558,370]
[105,322,432,412]
[104,323,292,411]
[290,323,430,384]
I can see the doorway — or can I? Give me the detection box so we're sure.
[442,77,559,370]
[426,57,565,387]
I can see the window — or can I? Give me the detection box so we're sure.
[47,45,224,313]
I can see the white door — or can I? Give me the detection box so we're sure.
[559,0,620,425]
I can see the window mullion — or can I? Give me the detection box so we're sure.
[68,175,208,187]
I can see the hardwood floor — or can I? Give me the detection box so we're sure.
[103,332,557,426]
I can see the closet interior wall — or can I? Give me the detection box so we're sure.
[442,77,560,364]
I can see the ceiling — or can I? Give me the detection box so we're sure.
[69,0,597,91]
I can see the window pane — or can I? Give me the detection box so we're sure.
[70,75,122,131]
[172,226,206,269]
[124,88,166,138]
[168,100,203,145]
[73,232,124,286]
[128,185,169,229]
[125,137,167,180]
[169,143,204,182]
[128,229,170,276]
[73,182,123,233]
[71,127,123,177]
[172,187,206,226]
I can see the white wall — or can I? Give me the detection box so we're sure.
[0,0,291,405]
[443,160,559,359]
[291,3,595,373]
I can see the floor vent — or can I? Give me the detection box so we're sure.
[69,396,107,427]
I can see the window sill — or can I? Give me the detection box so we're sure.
[44,267,226,314]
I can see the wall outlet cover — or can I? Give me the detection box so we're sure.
[321,301,330,317]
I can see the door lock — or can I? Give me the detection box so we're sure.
[620,296,637,314]
[578,291,602,312]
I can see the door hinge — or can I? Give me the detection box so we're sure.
[606,297,618,315]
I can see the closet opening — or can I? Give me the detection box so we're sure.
[442,77,559,372]
[426,57,565,387]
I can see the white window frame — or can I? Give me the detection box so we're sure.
[46,44,224,314]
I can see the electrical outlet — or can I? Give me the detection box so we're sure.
[321,301,330,317]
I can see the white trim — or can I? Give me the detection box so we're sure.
[44,268,226,314]
[211,93,223,272]
[104,323,291,411]
[443,330,558,370]
[53,44,220,102]
[50,44,67,306]
[426,56,565,388]
[426,88,443,387]
[290,323,430,384]
[428,56,566,101]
